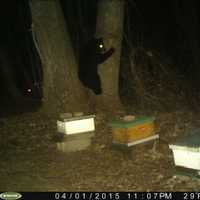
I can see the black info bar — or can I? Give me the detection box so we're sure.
[0,192,199,200]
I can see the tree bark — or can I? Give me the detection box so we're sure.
[95,0,124,113]
[30,0,88,114]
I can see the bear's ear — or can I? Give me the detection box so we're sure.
[96,37,103,43]
[99,37,103,43]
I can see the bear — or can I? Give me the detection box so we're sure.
[78,37,115,95]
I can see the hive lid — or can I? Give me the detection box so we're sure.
[169,129,200,152]
[59,114,95,122]
[109,116,155,128]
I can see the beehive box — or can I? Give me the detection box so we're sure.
[109,116,156,145]
[57,114,95,135]
[57,132,94,152]
[169,129,200,171]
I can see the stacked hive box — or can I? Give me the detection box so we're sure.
[56,114,95,152]
[109,116,159,147]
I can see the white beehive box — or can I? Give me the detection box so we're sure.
[169,130,200,171]
[57,114,95,135]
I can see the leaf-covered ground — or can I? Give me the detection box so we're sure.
[1,109,200,191]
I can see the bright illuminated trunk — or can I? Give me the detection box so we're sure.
[95,0,124,113]
[30,0,88,114]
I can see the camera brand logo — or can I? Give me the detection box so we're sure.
[0,192,22,200]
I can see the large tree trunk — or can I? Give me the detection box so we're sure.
[30,0,88,114]
[95,0,124,113]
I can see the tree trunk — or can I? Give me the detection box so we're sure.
[30,0,88,114]
[95,0,124,113]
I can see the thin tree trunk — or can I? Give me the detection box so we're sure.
[95,0,124,113]
[30,0,88,114]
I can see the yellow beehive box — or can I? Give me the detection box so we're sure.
[109,116,156,144]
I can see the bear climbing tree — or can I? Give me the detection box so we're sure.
[78,38,115,95]
[29,0,124,115]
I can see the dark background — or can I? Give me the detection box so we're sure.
[0,0,200,112]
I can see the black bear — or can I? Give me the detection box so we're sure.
[78,38,115,95]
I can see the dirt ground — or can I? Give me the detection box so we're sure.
[0,108,200,192]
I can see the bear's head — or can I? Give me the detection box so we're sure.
[95,38,106,54]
